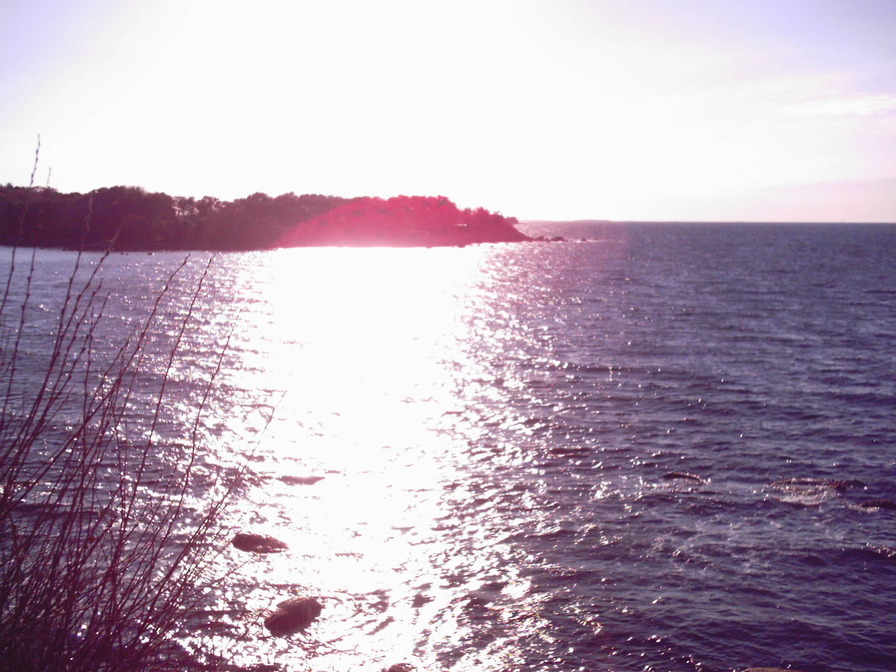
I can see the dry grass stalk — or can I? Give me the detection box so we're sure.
[1,157,246,670]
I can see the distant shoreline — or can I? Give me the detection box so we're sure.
[521,219,896,226]
[0,186,531,251]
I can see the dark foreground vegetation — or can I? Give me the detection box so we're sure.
[0,243,260,670]
[0,185,530,250]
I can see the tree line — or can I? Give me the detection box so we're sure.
[0,185,529,251]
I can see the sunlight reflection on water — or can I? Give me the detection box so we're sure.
[184,245,543,671]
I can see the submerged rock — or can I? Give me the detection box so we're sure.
[661,471,707,484]
[232,532,288,554]
[770,477,863,491]
[279,475,324,486]
[767,477,861,506]
[264,597,323,637]
[865,544,896,560]
[859,498,896,511]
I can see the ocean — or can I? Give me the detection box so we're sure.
[2,222,895,672]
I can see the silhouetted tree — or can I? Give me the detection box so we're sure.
[0,186,527,250]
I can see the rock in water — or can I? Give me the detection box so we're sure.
[770,477,863,491]
[866,544,896,560]
[279,475,324,485]
[232,532,288,553]
[859,498,896,511]
[661,471,707,484]
[264,597,323,636]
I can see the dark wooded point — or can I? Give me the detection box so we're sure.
[0,185,530,251]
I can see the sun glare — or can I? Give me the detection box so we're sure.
[198,244,505,666]
[224,244,489,489]
[235,245,487,411]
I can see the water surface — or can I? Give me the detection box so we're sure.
[3,222,895,671]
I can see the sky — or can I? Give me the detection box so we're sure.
[1,0,895,222]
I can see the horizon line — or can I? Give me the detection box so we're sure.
[520,219,896,226]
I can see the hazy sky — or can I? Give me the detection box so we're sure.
[2,0,895,222]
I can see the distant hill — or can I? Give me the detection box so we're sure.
[0,185,531,251]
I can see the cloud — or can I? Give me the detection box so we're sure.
[787,94,896,119]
